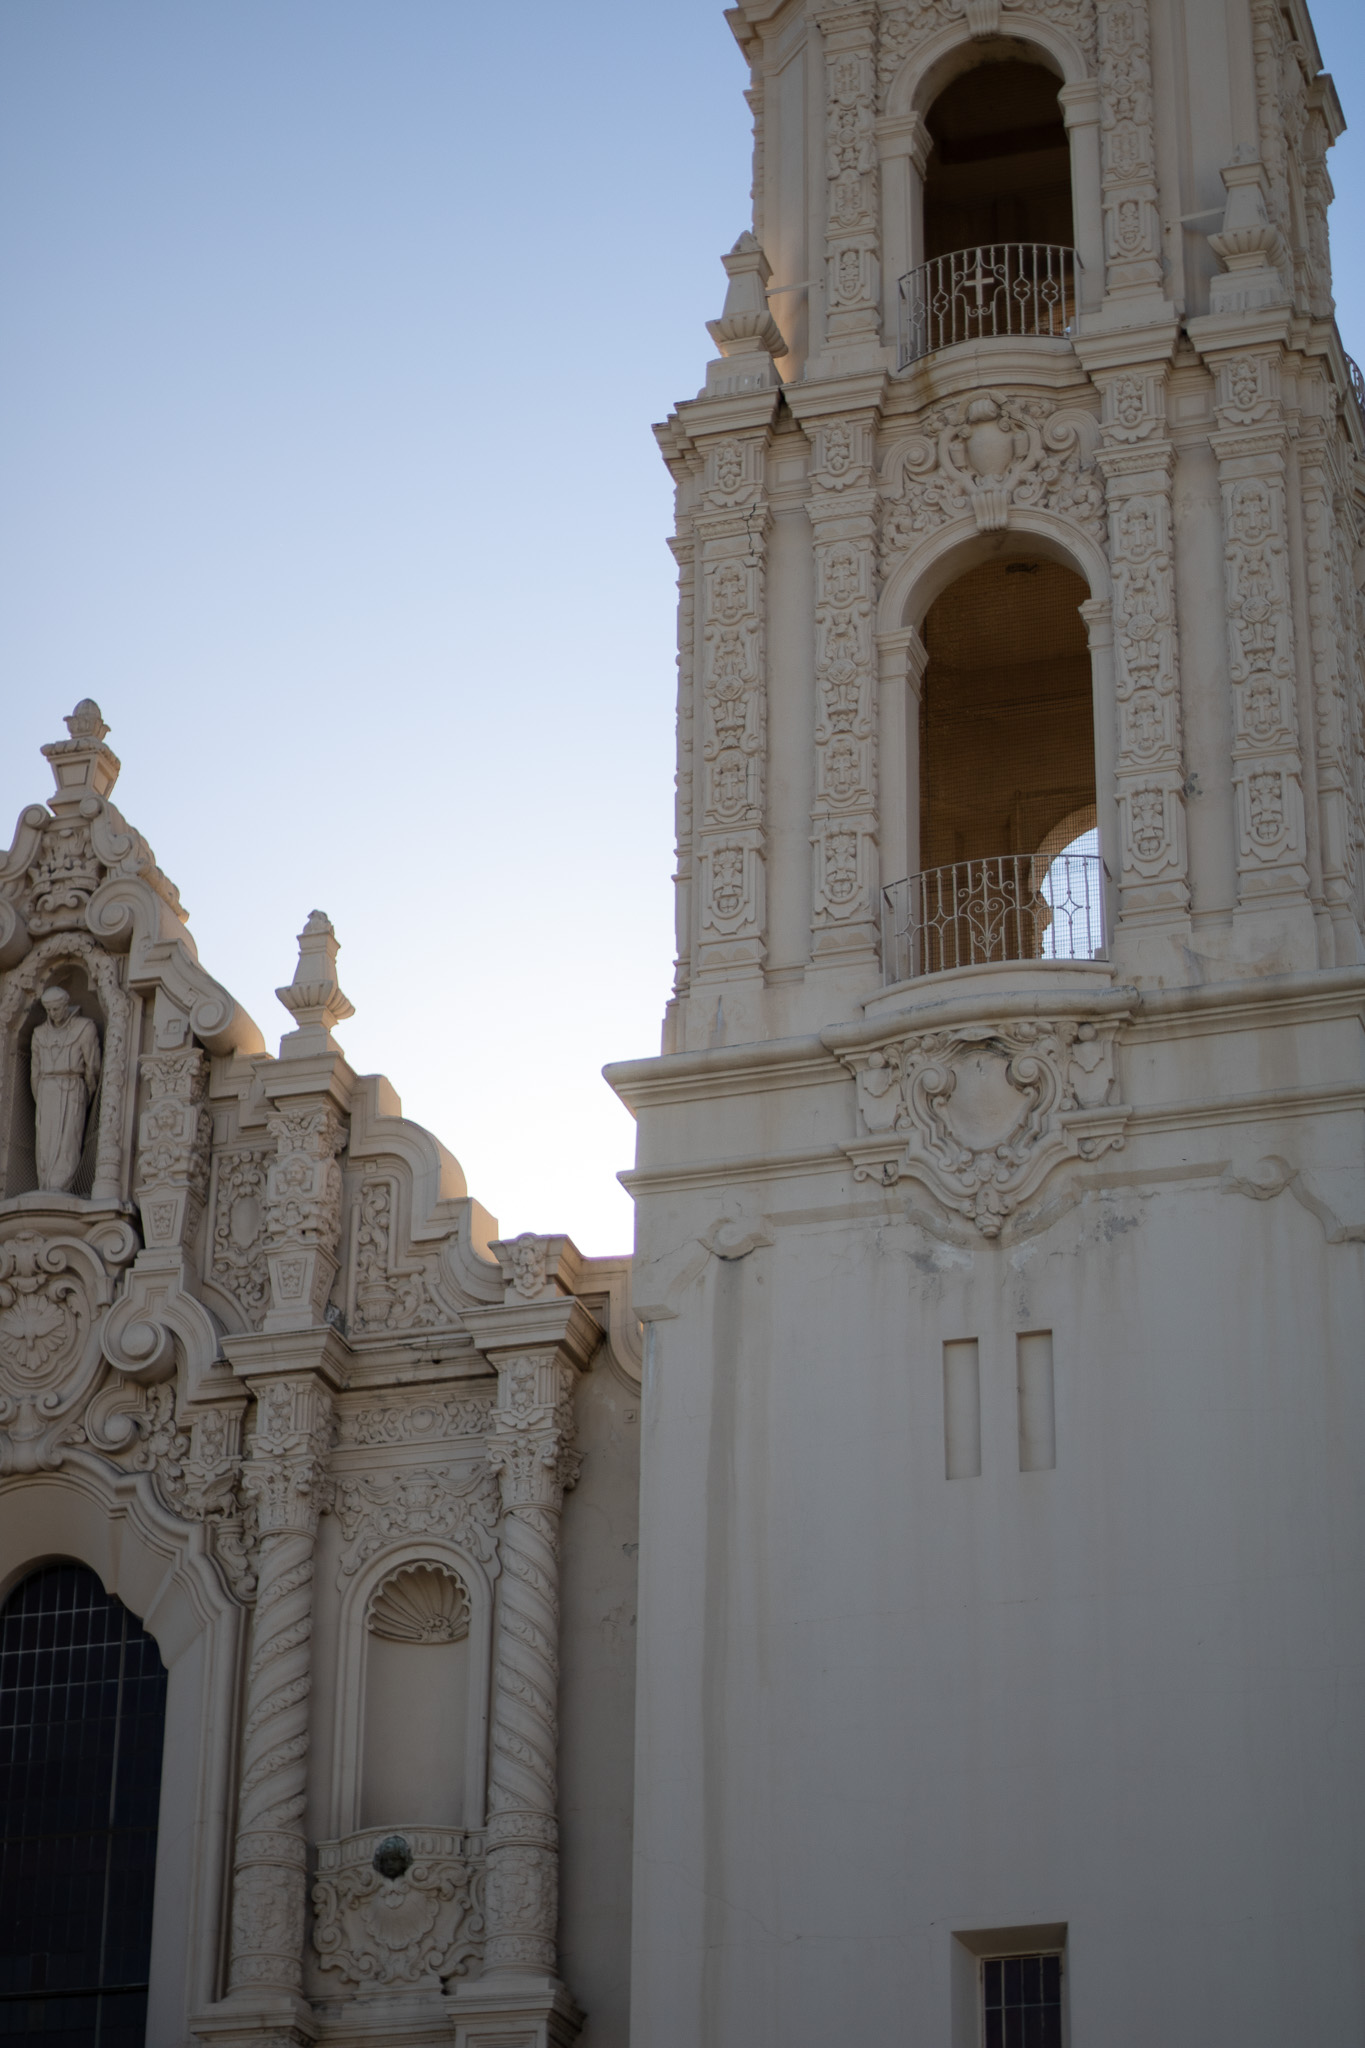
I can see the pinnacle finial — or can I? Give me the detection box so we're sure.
[41,697,121,809]
[65,699,109,742]
[275,908,355,1058]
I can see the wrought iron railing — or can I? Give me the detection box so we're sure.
[1346,353,1365,420]
[881,853,1104,984]
[898,243,1078,369]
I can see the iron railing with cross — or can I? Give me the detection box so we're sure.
[898,244,1079,369]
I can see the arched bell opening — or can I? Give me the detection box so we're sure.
[902,57,1078,364]
[923,59,1073,257]
[885,554,1104,980]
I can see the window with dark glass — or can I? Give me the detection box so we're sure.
[0,1561,168,2046]
[982,1949,1064,2048]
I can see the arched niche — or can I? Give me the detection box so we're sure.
[361,1561,474,1831]
[0,1462,243,2048]
[0,935,137,1206]
[330,1537,494,1841]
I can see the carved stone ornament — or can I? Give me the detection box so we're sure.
[339,1391,495,1447]
[349,1174,446,1335]
[312,1826,485,1990]
[841,1017,1129,1235]
[881,397,1104,554]
[334,1464,502,1579]
[0,935,134,1208]
[878,0,1096,104]
[368,1561,471,1644]
[208,1145,271,1329]
[0,1219,137,1470]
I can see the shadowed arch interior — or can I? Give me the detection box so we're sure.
[923,59,1073,257]
[919,556,1095,871]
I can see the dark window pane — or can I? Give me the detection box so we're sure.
[0,1563,167,2035]
[981,1949,1064,2048]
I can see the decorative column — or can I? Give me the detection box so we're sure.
[1094,0,1166,320]
[1092,368,1192,950]
[693,426,775,992]
[463,1279,602,1992]
[1296,397,1363,964]
[669,529,696,1026]
[1206,345,1315,957]
[225,1365,337,2009]
[195,911,354,2044]
[803,409,882,972]
[813,1,884,374]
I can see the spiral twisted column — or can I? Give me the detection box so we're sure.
[223,1365,336,2001]
[483,1348,582,1976]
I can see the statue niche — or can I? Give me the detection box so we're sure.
[31,987,101,1194]
[3,967,107,1201]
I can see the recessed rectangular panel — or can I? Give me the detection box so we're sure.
[1017,1330,1056,1472]
[943,1338,981,1479]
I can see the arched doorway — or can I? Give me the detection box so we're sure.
[0,1560,168,2045]
[899,554,1101,975]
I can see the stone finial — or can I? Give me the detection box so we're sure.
[706,232,787,361]
[1207,159,1290,314]
[275,909,355,1057]
[41,698,121,811]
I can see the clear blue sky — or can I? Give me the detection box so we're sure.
[0,1,1361,1253]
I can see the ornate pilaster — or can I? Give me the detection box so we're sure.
[1095,0,1166,317]
[670,532,696,1008]
[805,409,881,967]
[694,428,775,987]
[813,2,883,371]
[462,1286,601,1989]
[262,1103,346,1332]
[1205,348,1314,951]
[1093,368,1192,942]
[1297,394,1364,963]
[219,1342,343,2022]
[102,1006,219,1384]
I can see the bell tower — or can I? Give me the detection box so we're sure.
[611,0,1365,2041]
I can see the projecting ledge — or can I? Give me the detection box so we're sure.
[839,958,1128,1051]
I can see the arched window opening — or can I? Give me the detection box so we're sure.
[0,1561,167,2046]
[884,559,1101,981]
[902,62,1077,364]
[360,1564,473,1831]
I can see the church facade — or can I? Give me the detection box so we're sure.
[2,0,1365,2043]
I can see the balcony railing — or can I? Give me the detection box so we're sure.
[898,243,1078,369]
[1346,353,1365,421]
[881,853,1105,984]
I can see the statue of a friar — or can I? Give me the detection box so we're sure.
[31,986,101,1194]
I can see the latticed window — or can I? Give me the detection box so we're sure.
[0,1561,168,2046]
[981,1950,1064,2048]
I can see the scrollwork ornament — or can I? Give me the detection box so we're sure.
[842,1018,1128,1236]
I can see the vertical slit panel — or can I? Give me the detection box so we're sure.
[1017,1330,1057,1471]
[943,1339,982,1479]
